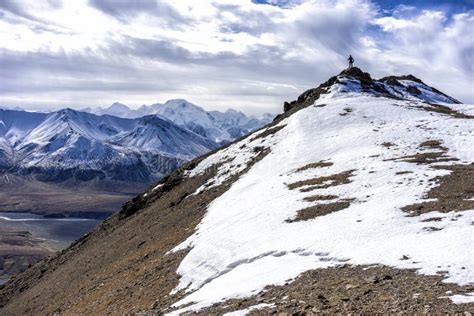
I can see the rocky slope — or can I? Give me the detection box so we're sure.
[0,68,472,314]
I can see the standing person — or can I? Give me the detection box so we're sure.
[348,55,354,69]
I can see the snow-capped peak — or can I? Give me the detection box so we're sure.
[110,102,130,110]
[164,99,203,110]
[106,102,132,115]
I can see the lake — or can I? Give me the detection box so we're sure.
[0,212,102,249]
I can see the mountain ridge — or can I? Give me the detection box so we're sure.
[283,67,461,115]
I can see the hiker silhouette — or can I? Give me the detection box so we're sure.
[348,55,354,69]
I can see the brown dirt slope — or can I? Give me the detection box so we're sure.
[0,230,52,286]
[402,164,474,216]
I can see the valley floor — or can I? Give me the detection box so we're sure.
[0,174,140,217]
[0,174,142,285]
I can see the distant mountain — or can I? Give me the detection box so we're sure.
[0,105,25,112]
[112,115,217,157]
[92,102,133,117]
[87,99,275,143]
[0,108,218,184]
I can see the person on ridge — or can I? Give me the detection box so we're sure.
[348,55,354,69]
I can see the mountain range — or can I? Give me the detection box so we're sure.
[84,99,274,143]
[0,100,273,184]
[1,67,472,314]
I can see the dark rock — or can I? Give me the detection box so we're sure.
[407,85,422,95]
[379,74,425,85]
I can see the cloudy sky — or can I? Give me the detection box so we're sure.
[0,0,473,115]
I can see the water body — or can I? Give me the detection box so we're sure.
[0,212,102,249]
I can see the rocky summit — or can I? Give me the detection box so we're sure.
[0,68,473,314]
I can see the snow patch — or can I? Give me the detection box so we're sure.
[448,293,474,304]
[153,184,164,191]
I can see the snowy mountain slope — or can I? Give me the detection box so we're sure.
[166,69,474,312]
[90,102,154,118]
[257,112,275,126]
[0,109,47,145]
[208,109,249,129]
[20,109,135,146]
[86,99,275,143]
[153,99,215,128]
[0,109,48,166]
[1,68,472,315]
[378,75,461,104]
[156,100,275,142]
[208,108,273,140]
[8,109,139,178]
[92,102,134,118]
[283,68,461,115]
[112,115,218,158]
[151,100,228,142]
[0,138,12,168]
[0,108,218,183]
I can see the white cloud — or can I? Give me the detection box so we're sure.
[0,0,472,115]
[372,9,473,103]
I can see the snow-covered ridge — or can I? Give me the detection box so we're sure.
[283,68,461,115]
[170,73,474,312]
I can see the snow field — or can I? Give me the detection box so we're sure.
[171,86,474,312]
